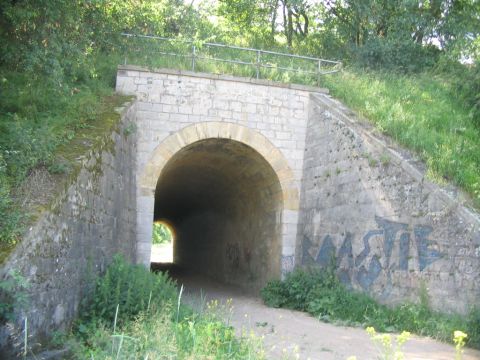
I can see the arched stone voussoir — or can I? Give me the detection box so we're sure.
[139,121,300,210]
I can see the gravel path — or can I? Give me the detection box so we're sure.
[172,272,480,360]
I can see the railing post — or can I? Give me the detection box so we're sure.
[192,45,196,71]
[317,60,322,86]
[256,50,261,79]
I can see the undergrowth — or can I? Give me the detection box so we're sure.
[261,267,480,349]
[68,255,265,359]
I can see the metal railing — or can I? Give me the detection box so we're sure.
[120,33,342,86]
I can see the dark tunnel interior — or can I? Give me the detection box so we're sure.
[153,138,283,291]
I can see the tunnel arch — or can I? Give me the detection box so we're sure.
[137,122,299,289]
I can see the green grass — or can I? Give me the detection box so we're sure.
[0,60,126,250]
[322,68,480,208]
[66,256,265,359]
[261,268,480,349]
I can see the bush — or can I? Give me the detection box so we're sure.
[261,268,480,348]
[353,37,440,73]
[0,270,29,323]
[466,308,480,348]
[261,268,333,310]
[80,255,177,327]
[72,256,265,359]
[435,58,480,128]
[260,280,288,308]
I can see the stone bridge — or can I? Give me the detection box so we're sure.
[116,65,317,289]
[2,66,479,344]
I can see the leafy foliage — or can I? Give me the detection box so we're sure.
[353,37,441,73]
[261,268,480,349]
[80,255,177,327]
[0,0,206,246]
[0,270,29,323]
[72,256,264,359]
[152,222,173,245]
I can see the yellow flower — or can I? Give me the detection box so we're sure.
[454,330,468,341]
[366,326,376,336]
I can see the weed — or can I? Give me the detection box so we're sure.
[71,255,265,359]
[122,122,137,136]
[454,330,468,360]
[366,326,411,360]
[0,270,29,323]
[364,152,379,167]
[380,154,391,166]
[261,268,480,349]
[47,161,71,175]
[79,255,177,327]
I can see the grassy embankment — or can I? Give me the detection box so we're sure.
[0,63,132,260]
[323,69,480,209]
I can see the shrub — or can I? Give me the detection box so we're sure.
[80,255,177,327]
[466,308,480,348]
[72,257,265,359]
[260,280,288,308]
[436,58,480,128]
[261,268,480,348]
[0,270,29,323]
[261,268,334,310]
[354,37,440,73]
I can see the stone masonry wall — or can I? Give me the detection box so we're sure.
[116,65,326,271]
[0,102,138,353]
[298,94,480,314]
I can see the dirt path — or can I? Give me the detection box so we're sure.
[173,272,480,360]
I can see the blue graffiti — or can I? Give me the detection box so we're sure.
[355,230,382,266]
[316,235,335,266]
[375,216,409,268]
[357,255,382,289]
[414,225,442,271]
[302,216,444,290]
[337,232,354,267]
[399,232,410,270]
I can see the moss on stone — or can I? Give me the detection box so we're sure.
[0,95,134,265]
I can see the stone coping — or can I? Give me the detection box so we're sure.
[118,65,330,94]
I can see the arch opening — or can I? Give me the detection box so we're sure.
[150,220,175,264]
[153,138,283,291]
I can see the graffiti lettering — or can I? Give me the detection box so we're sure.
[302,216,444,290]
[226,243,240,268]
